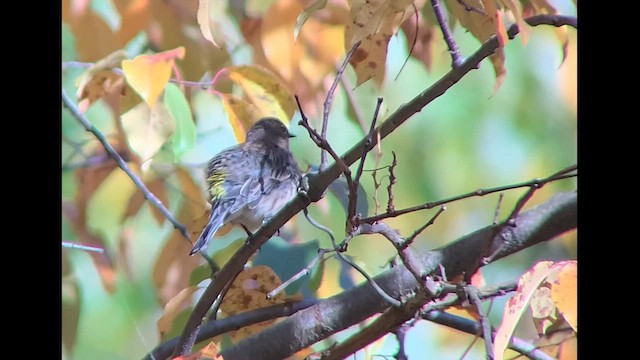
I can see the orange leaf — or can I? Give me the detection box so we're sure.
[122,47,185,108]
[220,265,286,342]
[549,260,577,332]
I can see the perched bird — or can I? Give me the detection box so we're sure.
[190,117,301,255]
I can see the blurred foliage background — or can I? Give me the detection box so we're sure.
[62,0,577,359]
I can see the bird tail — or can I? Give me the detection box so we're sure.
[189,204,228,256]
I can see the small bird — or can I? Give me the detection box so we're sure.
[189,117,302,255]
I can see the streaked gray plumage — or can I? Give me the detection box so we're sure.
[190,117,301,255]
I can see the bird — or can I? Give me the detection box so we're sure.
[189,117,302,255]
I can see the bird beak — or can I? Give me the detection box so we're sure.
[288,132,295,138]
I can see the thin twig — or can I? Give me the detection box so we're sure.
[431,0,463,68]
[465,286,494,359]
[361,165,577,224]
[320,41,361,170]
[386,151,397,213]
[303,209,401,307]
[62,241,105,253]
[493,193,504,225]
[347,98,383,231]
[267,248,331,300]
[456,0,486,15]
[403,206,446,248]
[61,89,190,240]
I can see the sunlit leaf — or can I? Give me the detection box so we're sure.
[225,65,296,126]
[122,46,185,108]
[164,83,197,160]
[261,0,303,83]
[120,101,175,163]
[494,261,555,360]
[549,260,577,332]
[219,93,262,143]
[344,0,416,47]
[197,0,220,47]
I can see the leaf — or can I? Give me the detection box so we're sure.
[344,0,416,47]
[446,0,507,92]
[261,0,304,83]
[120,101,175,163]
[113,0,151,46]
[220,265,286,342]
[219,93,262,143]
[197,0,220,47]
[499,0,530,45]
[157,286,199,338]
[400,12,437,72]
[152,169,206,305]
[549,260,577,332]
[225,65,296,126]
[294,0,328,40]
[123,176,169,224]
[344,0,417,87]
[122,46,186,108]
[494,260,556,360]
[164,83,197,160]
[75,50,128,112]
[86,167,139,245]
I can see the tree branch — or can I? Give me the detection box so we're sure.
[218,192,576,359]
[61,89,189,240]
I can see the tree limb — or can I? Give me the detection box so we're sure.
[219,192,576,360]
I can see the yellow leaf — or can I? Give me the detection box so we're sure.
[344,0,416,48]
[549,260,577,332]
[225,65,295,125]
[261,0,304,83]
[494,261,555,360]
[350,33,390,87]
[120,101,175,164]
[197,0,220,47]
[219,93,263,143]
[122,47,185,108]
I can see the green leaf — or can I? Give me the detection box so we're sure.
[164,83,196,160]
